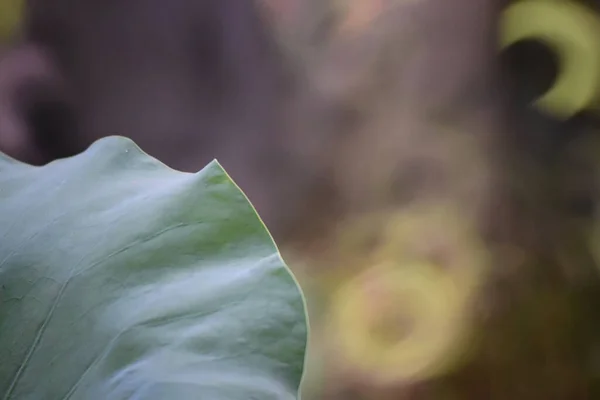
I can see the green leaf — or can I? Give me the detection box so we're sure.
[0,136,307,400]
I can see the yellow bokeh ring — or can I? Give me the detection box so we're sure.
[376,204,490,298]
[330,260,474,384]
[500,0,600,119]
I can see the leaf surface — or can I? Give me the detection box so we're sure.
[0,136,307,400]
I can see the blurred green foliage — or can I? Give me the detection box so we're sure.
[0,0,23,41]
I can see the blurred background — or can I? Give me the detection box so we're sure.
[3,0,600,398]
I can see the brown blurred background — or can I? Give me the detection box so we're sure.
[3,0,600,398]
